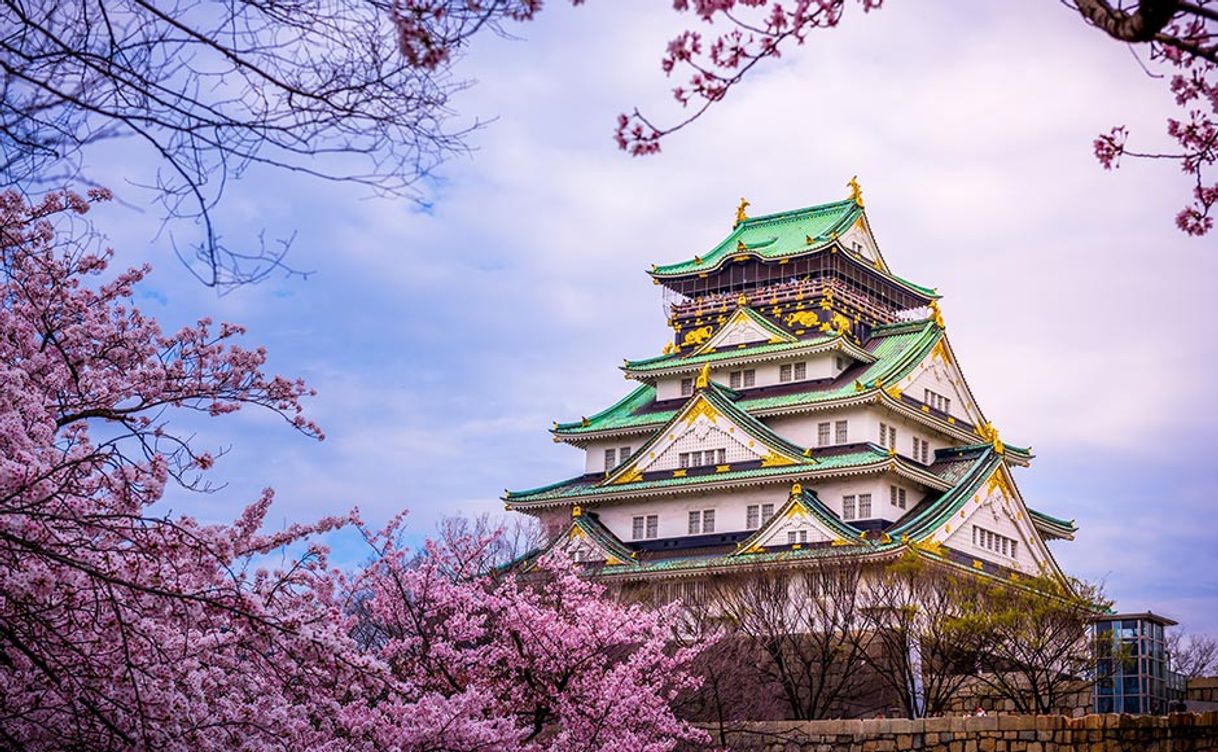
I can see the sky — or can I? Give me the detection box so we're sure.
[81,1,1217,634]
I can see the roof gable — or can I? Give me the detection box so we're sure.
[603,383,811,485]
[552,512,638,567]
[692,305,796,353]
[733,484,862,553]
[894,454,1064,580]
[881,332,987,429]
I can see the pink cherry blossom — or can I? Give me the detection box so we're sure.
[0,188,703,750]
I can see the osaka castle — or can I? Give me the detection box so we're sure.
[504,182,1076,585]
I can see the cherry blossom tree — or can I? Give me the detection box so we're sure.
[349,514,706,751]
[602,0,1217,236]
[0,187,375,749]
[0,188,703,750]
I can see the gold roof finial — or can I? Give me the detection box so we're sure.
[572,505,582,518]
[734,197,750,227]
[976,422,1004,455]
[791,481,803,496]
[662,341,676,355]
[928,299,945,329]
[736,293,748,307]
[847,176,864,207]
[694,362,712,390]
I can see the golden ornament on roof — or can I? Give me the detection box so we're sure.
[928,299,945,329]
[736,239,747,252]
[791,481,803,496]
[662,341,676,355]
[571,505,582,518]
[736,293,748,307]
[734,197,750,227]
[976,421,1004,455]
[694,362,712,390]
[847,175,864,207]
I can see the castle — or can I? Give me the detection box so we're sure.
[504,184,1075,590]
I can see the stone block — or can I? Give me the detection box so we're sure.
[1034,716,1062,731]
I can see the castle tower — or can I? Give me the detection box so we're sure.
[504,187,1075,585]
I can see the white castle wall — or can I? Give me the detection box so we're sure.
[653,350,851,401]
[594,486,787,541]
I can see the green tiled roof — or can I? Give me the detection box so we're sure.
[572,513,639,566]
[652,201,861,277]
[600,380,813,486]
[507,444,906,504]
[557,320,939,436]
[623,331,874,374]
[649,199,938,298]
[1029,508,1077,534]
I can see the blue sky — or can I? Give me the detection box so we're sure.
[81,1,1217,634]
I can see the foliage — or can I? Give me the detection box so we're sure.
[0,189,703,750]
[968,575,1110,715]
[350,518,706,751]
[857,552,996,718]
[702,564,876,721]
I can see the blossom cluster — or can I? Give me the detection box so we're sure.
[0,190,702,751]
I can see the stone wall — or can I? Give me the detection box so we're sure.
[940,676,1090,717]
[1191,678,1218,704]
[699,712,1218,751]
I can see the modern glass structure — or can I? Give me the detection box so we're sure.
[1092,612,1180,714]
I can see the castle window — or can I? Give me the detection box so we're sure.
[619,446,631,462]
[632,516,644,539]
[787,530,808,545]
[645,515,658,539]
[835,420,849,444]
[730,369,756,389]
[680,378,693,396]
[746,503,776,529]
[679,449,724,469]
[842,494,856,520]
[912,437,930,464]
[879,422,897,449]
[890,485,907,510]
[973,525,1016,558]
[778,362,806,383]
[817,422,831,446]
[689,509,715,535]
[858,493,872,518]
[604,448,616,469]
[924,388,951,413]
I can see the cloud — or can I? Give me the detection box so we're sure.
[81,0,1217,633]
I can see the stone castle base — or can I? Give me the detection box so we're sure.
[695,712,1218,751]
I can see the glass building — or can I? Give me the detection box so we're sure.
[1092,612,1181,714]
